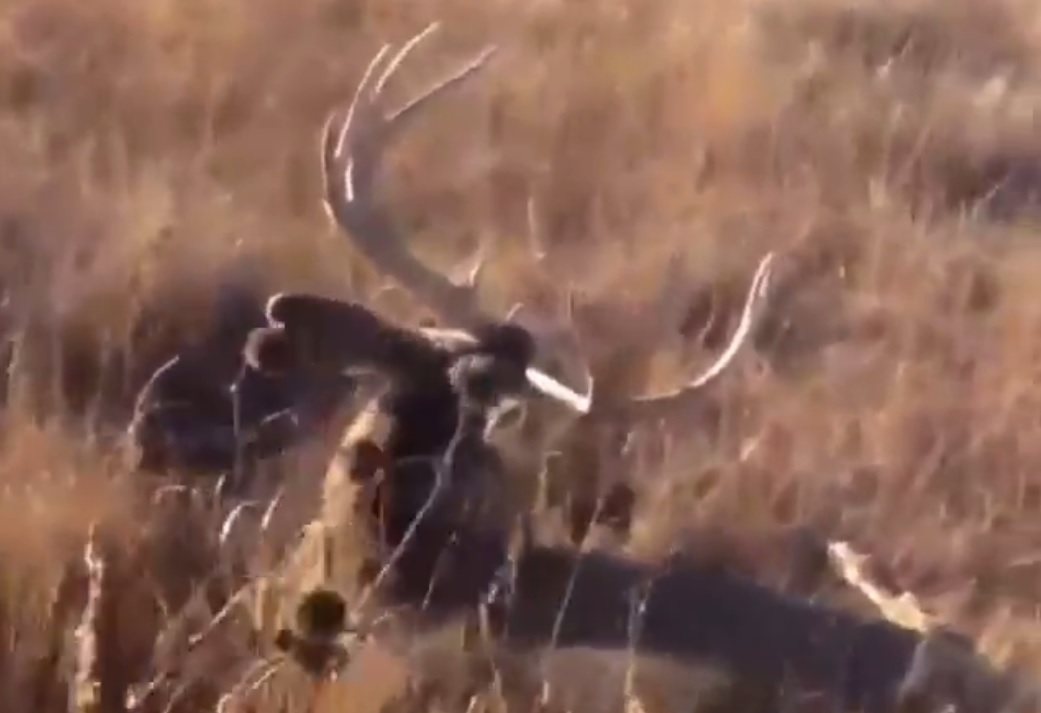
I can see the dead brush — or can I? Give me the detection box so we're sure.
[71,524,103,713]
[55,483,276,713]
[30,407,337,713]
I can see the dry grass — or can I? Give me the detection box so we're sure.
[3,0,1041,710]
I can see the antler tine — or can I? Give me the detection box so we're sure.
[322,26,593,414]
[624,251,777,420]
[372,23,440,98]
[385,41,498,132]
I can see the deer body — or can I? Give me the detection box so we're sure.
[287,395,1028,713]
[246,299,1026,713]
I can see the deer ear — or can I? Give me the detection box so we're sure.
[259,292,383,374]
[244,326,296,374]
[265,292,315,327]
[264,292,448,381]
[265,292,384,333]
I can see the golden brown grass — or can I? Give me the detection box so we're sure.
[4,0,1041,709]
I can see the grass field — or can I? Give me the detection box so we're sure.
[3,0,1041,710]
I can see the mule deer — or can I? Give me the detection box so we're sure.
[251,301,1031,713]
[251,308,1029,713]
[235,24,1040,713]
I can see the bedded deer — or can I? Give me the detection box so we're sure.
[245,299,1030,713]
[245,299,1029,713]
[232,24,1038,713]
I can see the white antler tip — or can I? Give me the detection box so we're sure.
[525,367,592,415]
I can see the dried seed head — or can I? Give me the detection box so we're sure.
[295,587,349,641]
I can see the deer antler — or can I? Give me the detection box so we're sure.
[523,199,776,422]
[622,250,776,420]
[321,22,592,415]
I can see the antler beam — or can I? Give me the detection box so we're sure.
[622,250,776,419]
[320,23,592,415]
